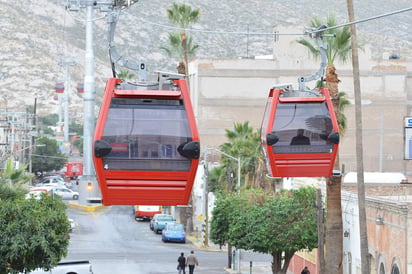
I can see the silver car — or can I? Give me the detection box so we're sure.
[52,187,79,200]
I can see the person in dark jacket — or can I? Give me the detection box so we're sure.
[177,252,186,274]
[301,266,310,274]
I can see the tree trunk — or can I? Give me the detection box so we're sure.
[176,61,185,75]
[271,252,293,274]
[325,175,343,273]
[325,65,343,274]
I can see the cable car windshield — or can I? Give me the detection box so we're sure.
[101,97,192,171]
[272,102,334,154]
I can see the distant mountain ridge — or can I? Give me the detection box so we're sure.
[1,0,410,116]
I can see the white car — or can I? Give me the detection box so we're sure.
[52,187,79,200]
[25,188,49,200]
[37,176,65,185]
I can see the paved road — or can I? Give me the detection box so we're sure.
[66,205,234,273]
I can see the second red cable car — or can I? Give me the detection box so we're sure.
[93,73,200,206]
[261,85,339,178]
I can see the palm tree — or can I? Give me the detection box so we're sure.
[117,69,136,81]
[297,15,351,274]
[166,3,200,76]
[219,121,269,191]
[0,159,32,200]
[160,32,200,75]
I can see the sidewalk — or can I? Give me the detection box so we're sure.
[187,234,273,274]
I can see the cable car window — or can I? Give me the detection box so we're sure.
[272,102,334,154]
[101,97,192,171]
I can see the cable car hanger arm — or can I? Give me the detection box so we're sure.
[297,25,331,91]
[107,1,147,80]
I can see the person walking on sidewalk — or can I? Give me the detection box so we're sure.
[177,252,186,274]
[186,250,199,274]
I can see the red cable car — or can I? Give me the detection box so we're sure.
[261,85,339,178]
[55,82,64,93]
[76,82,84,93]
[93,73,200,206]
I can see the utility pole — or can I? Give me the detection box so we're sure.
[65,0,140,202]
[346,1,369,273]
[58,56,76,148]
[202,148,209,247]
[82,3,98,201]
[317,188,325,274]
[65,0,114,203]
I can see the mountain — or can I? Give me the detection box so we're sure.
[1,0,411,117]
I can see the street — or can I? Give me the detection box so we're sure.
[66,205,230,274]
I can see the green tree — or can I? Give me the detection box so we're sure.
[211,187,318,274]
[160,32,200,74]
[206,165,227,193]
[297,15,351,273]
[73,137,83,156]
[0,160,70,274]
[39,114,59,126]
[0,159,32,200]
[0,198,70,273]
[31,136,67,173]
[117,69,136,81]
[69,121,83,137]
[210,193,233,248]
[218,121,268,191]
[165,3,200,75]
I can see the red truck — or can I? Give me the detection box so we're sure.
[64,162,83,179]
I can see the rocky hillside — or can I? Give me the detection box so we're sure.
[1,0,411,118]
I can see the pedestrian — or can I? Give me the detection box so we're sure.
[177,252,186,274]
[186,250,199,274]
[301,266,310,274]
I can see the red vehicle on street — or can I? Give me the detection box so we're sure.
[64,162,83,179]
[133,205,162,221]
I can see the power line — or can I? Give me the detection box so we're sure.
[124,6,412,37]
[313,6,412,33]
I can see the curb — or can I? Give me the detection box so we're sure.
[187,235,226,253]
[68,201,106,211]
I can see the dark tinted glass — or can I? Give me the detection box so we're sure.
[272,102,334,154]
[101,97,192,171]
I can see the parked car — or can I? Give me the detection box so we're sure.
[151,214,175,234]
[52,186,79,200]
[36,182,66,189]
[29,185,79,200]
[161,223,186,243]
[36,176,66,186]
[25,188,49,200]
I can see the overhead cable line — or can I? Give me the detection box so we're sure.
[124,6,412,36]
[312,6,412,33]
